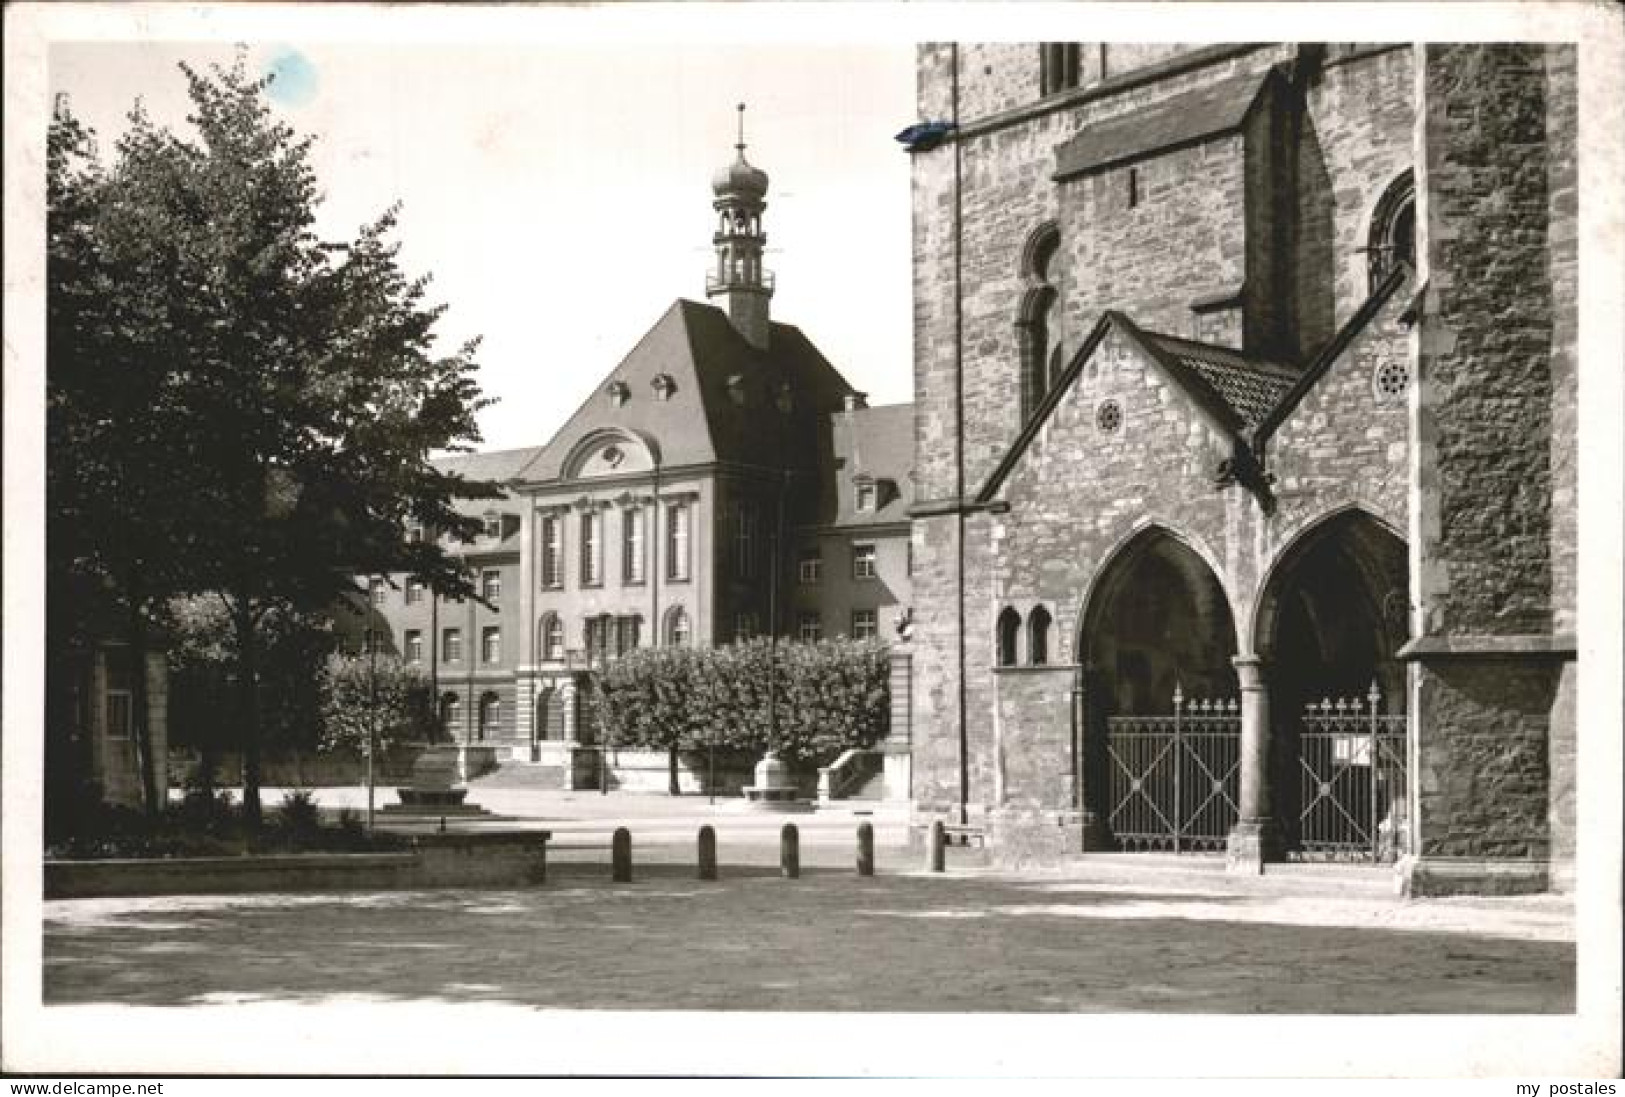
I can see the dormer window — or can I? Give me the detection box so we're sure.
[726,374,747,407]
[606,380,630,408]
[482,512,502,539]
[651,373,677,401]
[855,479,877,512]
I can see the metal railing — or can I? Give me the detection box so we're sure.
[1105,688,1241,854]
[1291,684,1408,862]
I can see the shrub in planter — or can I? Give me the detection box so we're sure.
[274,789,322,847]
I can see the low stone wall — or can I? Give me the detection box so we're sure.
[603,749,811,797]
[167,746,429,789]
[44,831,550,899]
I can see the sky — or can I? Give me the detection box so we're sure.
[49,33,915,454]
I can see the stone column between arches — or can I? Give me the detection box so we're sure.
[1226,654,1283,872]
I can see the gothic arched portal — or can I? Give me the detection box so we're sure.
[1253,508,1410,854]
[1079,528,1239,714]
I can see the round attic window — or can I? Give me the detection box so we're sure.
[1096,398,1123,435]
[1373,360,1409,403]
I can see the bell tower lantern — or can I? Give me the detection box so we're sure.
[707,103,774,350]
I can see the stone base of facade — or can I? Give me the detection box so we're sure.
[1398,856,1552,897]
[984,809,1097,867]
[1225,818,1285,874]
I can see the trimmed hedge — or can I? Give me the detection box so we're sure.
[591,638,889,767]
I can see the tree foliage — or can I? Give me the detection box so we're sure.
[46,53,497,825]
[592,639,891,772]
[317,652,435,757]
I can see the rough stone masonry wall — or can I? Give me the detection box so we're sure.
[1293,47,1416,360]
[911,44,1293,501]
[1061,136,1248,349]
[1542,46,1577,878]
[1265,292,1412,557]
[983,330,1243,809]
[1409,44,1570,873]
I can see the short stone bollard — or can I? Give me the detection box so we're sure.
[927,820,946,873]
[697,825,717,881]
[780,823,800,879]
[856,822,875,877]
[612,826,632,883]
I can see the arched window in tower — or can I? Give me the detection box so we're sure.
[1016,223,1062,421]
[997,608,1021,668]
[1028,606,1052,666]
[1368,169,1416,291]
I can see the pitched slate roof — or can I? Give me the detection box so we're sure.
[1053,69,1272,180]
[1137,332,1298,435]
[514,299,853,486]
[434,446,545,486]
[823,402,915,528]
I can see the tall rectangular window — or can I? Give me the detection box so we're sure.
[1039,43,1082,96]
[855,480,876,512]
[798,547,821,585]
[481,569,502,603]
[369,578,387,606]
[853,543,878,580]
[623,508,646,584]
[616,615,641,656]
[104,691,132,739]
[666,502,690,581]
[406,579,425,605]
[482,626,501,664]
[581,511,602,586]
[442,628,462,663]
[541,515,563,588]
[851,609,878,641]
[798,612,823,644]
[734,502,757,579]
[405,630,424,664]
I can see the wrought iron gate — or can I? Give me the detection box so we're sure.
[1292,684,1408,862]
[1105,688,1240,853]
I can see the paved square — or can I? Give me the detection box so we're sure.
[44,863,1573,1013]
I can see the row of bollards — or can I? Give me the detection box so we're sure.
[606,822,887,882]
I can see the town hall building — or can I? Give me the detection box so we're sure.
[342,116,915,791]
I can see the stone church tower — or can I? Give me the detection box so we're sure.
[906,43,1576,895]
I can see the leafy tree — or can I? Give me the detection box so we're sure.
[317,652,435,758]
[593,639,891,792]
[167,595,336,792]
[46,54,497,826]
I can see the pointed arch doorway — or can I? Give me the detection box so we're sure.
[1255,509,1410,861]
[1078,527,1242,852]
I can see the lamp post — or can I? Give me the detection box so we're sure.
[743,382,798,808]
[364,626,378,834]
[768,381,792,758]
[596,615,612,796]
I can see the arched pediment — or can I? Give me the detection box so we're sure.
[561,428,661,480]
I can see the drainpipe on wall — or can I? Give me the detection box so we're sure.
[951,43,969,828]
